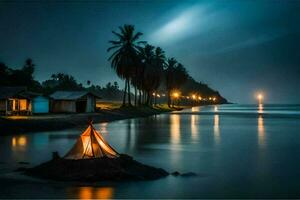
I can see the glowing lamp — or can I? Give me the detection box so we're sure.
[257,93,264,104]
[173,92,179,98]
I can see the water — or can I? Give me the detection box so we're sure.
[1,104,300,198]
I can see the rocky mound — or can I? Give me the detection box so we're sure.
[25,154,168,182]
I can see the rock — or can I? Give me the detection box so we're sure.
[14,167,28,172]
[52,152,60,160]
[18,161,30,165]
[171,171,180,176]
[25,154,169,182]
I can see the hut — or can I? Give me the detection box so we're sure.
[0,87,32,115]
[0,87,50,115]
[50,91,101,113]
[32,95,50,114]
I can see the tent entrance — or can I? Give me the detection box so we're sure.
[76,100,87,113]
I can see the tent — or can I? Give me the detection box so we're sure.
[64,123,119,159]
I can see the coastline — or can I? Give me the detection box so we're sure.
[0,106,180,135]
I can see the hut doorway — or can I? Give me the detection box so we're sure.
[76,100,87,113]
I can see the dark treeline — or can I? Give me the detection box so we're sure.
[0,60,124,100]
[107,24,227,107]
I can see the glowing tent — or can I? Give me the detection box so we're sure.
[64,123,119,159]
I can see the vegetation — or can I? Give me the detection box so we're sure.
[0,59,42,92]
[107,24,225,107]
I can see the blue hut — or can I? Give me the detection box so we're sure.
[32,96,50,114]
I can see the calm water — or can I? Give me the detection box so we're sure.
[1,104,300,198]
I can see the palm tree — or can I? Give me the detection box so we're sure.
[107,24,145,106]
[152,47,166,105]
[165,58,178,107]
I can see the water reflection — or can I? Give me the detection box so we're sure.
[100,122,109,135]
[258,115,265,147]
[214,106,218,112]
[258,104,263,114]
[68,186,114,199]
[11,136,27,151]
[191,114,199,140]
[214,115,220,145]
[191,106,200,112]
[170,114,180,144]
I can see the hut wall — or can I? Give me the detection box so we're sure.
[86,95,95,112]
[0,100,6,111]
[32,96,49,114]
[52,100,76,113]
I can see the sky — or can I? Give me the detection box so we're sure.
[0,0,299,104]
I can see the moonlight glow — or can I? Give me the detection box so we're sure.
[150,5,206,43]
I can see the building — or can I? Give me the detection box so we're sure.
[0,87,50,115]
[50,91,101,113]
[32,95,50,114]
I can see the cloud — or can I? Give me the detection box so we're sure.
[148,4,210,45]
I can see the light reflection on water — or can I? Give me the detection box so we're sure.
[258,115,265,147]
[66,186,114,199]
[213,115,220,145]
[191,114,198,141]
[11,136,27,150]
[258,103,264,114]
[170,114,180,144]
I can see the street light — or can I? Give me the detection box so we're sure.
[173,92,179,98]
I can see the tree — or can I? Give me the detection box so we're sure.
[165,58,177,107]
[164,58,188,107]
[152,47,166,105]
[87,80,91,86]
[107,24,145,106]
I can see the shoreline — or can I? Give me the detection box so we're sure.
[0,106,180,135]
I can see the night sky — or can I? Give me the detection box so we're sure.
[0,0,299,103]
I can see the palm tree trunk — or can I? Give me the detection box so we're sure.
[122,79,127,106]
[127,80,132,106]
[146,91,150,106]
[154,91,156,106]
[138,90,142,106]
[134,85,137,106]
[167,90,171,108]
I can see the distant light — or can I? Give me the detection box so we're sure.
[152,92,156,96]
[173,92,179,98]
[209,97,212,100]
[213,97,216,102]
[192,95,196,100]
[257,93,264,104]
[157,94,160,98]
[198,96,202,100]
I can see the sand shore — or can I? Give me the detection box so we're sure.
[0,106,178,134]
